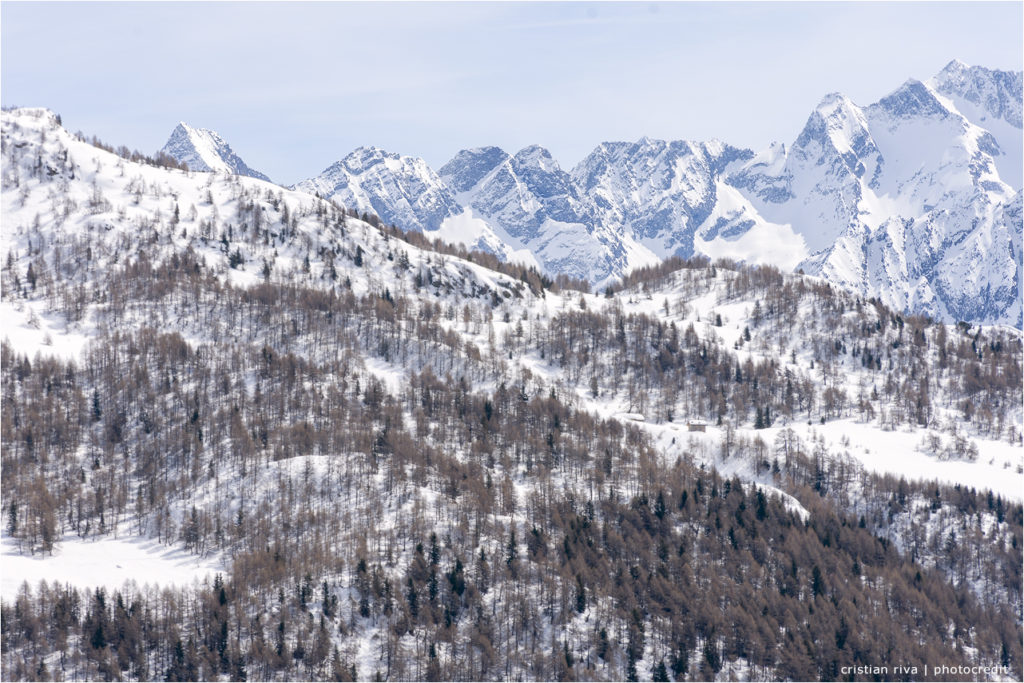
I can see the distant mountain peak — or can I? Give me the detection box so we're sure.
[339,146,392,171]
[161,123,270,182]
[439,147,510,193]
[294,146,460,232]
[815,91,852,111]
[930,60,1023,129]
[939,58,970,76]
[513,144,558,169]
[349,145,392,158]
[792,91,872,158]
[874,78,949,120]
[465,145,506,157]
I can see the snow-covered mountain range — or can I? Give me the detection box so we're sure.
[289,60,1021,326]
[153,61,1021,325]
[161,122,270,182]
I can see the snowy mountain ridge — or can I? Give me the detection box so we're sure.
[292,61,1021,326]
[293,145,461,234]
[777,73,1021,327]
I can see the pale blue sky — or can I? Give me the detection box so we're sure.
[3,2,1021,184]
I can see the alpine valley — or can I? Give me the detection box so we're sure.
[0,60,1021,683]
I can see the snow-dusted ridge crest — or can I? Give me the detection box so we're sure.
[2,106,536,313]
[290,61,1021,327]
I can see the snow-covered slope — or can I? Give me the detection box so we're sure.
[1,108,532,330]
[2,108,1022,679]
[160,122,270,181]
[729,92,883,256]
[737,73,1019,326]
[930,59,1023,189]
[4,105,1018,504]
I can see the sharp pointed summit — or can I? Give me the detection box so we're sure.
[161,123,270,182]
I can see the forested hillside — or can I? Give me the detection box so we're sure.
[1,107,1021,681]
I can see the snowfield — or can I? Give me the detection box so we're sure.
[0,298,93,361]
[1,534,223,600]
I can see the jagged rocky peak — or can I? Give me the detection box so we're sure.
[341,145,405,170]
[294,145,461,232]
[787,91,882,182]
[161,122,270,182]
[512,144,561,172]
[303,146,385,180]
[939,58,970,75]
[333,145,443,183]
[341,145,384,167]
[574,136,751,190]
[570,140,633,189]
[505,145,580,205]
[873,79,950,120]
[438,146,511,193]
[695,139,755,174]
[796,92,870,143]
[815,91,855,114]
[932,59,1023,128]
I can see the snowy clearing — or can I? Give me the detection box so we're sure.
[763,419,1024,502]
[1,534,224,599]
